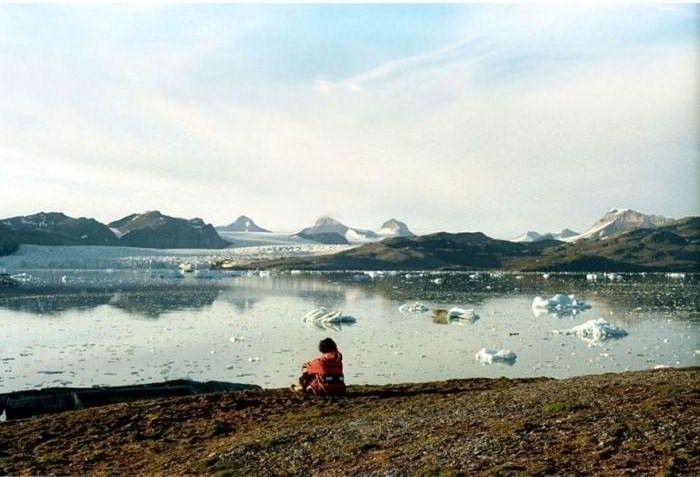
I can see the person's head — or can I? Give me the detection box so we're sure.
[319,337,338,353]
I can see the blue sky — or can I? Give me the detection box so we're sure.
[1,4,698,237]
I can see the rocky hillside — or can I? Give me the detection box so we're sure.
[0,212,120,247]
[0,368,696,475]
[255,232,550,270]
[515,216,700,272]
[109,211,230,249]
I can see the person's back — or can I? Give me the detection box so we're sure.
[293,338,346,395]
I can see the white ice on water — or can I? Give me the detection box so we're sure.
[532,294,591,317]
[475,348,517,364]
[553,318,628,345]
[447,307,480,321]
[303,307,357,329]
[398,302,430,314]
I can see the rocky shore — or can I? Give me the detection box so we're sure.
[1,368,697,476]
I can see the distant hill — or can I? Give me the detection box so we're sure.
[569,208,675,241]
[512,229,578,243]
[295,216,415,244]
[218,215,270,233]
[109,211,230,249]
[248,232,550,271]
[1,212,120,247]
[0,223,20,256]
[242,218,699,272]
[377,218,415,237]
[295,217,372,244]
[514,217,699,272]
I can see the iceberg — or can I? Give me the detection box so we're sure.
[553,318,628,345]
[475,348,517,364]
[532,294,591,317]
[432,307,480,324]
[302,307,357,330]
[447,307,479,321]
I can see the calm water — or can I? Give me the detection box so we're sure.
[1,271,698,392]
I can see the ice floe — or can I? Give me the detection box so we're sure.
[532,294,591,317]
[432,307,480,324]
[398,302,430,314]
[553,318,628,345]
[303,307,357,330]
[475,348,517,364]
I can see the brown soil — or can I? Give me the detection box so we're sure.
[1,368,698,476]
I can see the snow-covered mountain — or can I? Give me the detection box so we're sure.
[512,229,579,243]
[296,217,365,244]
[296,217,415,244]
[570,208,675,241]
[218,215,270,233]
[377,218,415,237]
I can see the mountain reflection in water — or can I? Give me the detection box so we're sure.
[1,272,697,393]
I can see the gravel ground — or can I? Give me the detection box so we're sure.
[1,368,697,476]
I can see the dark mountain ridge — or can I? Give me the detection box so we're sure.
[1,212,120,246]
[108,211,229,249]
[0,211,230,253]
[244,218,699,272]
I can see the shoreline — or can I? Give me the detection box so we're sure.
[1,367,697,475]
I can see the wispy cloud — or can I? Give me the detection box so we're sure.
[0,5,697,236]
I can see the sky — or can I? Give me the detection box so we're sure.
[0,4,698,238]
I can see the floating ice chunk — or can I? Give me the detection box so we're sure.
[447,307,479,321]
[475,348,517,364]
[532,294,591,317]
[9,272,32,283]
[553,318,628,345]
[399,302,430,314]
[586,273,600,282]
[303,307,357,330]
[432,307,480,324]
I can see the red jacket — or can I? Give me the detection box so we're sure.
[303,351,345,395]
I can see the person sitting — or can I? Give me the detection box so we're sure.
[291,337,346,395]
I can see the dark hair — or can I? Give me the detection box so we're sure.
[319,337,338,353]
